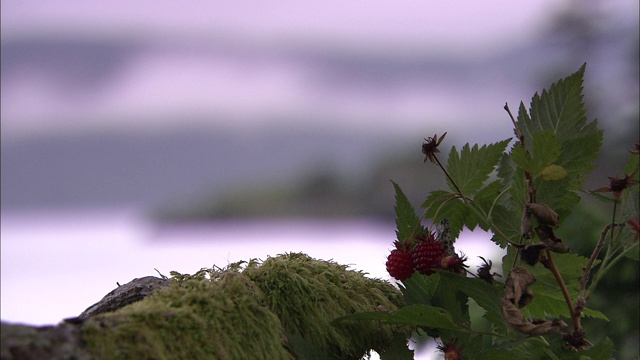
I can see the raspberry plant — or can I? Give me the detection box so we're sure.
[337,64,639,359]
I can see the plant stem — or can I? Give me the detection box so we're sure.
[580,222,617,295]
[433,154,464,198]
[610,200,618,243]
[543,250,580,332]
[504,103,525,146]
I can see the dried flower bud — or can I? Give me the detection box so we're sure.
[422,132,447,163]
[526,203,559,226]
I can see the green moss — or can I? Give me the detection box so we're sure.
[243,253,407,359]
[81,253,407,359]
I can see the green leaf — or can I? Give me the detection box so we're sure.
[438,271,508,334]
[523,285,608,320]
[391,180,421,243]
[421,190,470,240]
[334,304,460,330]
[400,271,440,305]
[520,63,603,192]
[521,63,589,143]
[511,145,533,173]
[532,252,593,286]
[489,204,522,248]
[473,180,506,231]
[531,130,562,175]
[446,139,511,196]
[431,273,470,326]
[496,151,527,213]
[511,131,562,177]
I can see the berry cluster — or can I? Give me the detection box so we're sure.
[386,231,467,281]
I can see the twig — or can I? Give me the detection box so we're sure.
[504,103,524,145]
[433,154,464,199]
[542,250,580,332]
[579,222,619,295]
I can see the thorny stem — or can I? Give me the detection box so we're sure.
[579,222,620,296]
[433,154,464,198]
[543,250,580,332]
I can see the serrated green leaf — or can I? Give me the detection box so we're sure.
[530,130,561,175]
[473,180,505,231]
[512,253,603,321]
[523,285,607,320]
[438,271,508,334]
[535,178,580,221]
[489,204,522,248]
[334,304,460,329]
[520,64,603,191]
[391,180,422,243]
[522,64,589,143]
[446,139,511,196]
[511,145,533,173]
[431,271,470,327]
[400,272,440,305]
[421,190,470,240]
[512,131,563,177]
[496,152,527,213]
[531,252,593,286]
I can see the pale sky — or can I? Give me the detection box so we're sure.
[1,1,637,140]
[2,1,566,54]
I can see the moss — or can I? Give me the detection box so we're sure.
[243,253,408,359]
[83,271,292,360]
[81,253,407,359]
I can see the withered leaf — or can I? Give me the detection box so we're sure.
[504,266,536,308]
[526,203,559,226]
[520,243,547,266]
[521,208,533,239]
[501,299,568,336]
[535,224,570,253]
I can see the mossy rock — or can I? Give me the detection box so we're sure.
[78,253,408,359]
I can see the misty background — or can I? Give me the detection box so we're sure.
[1,1,638,358]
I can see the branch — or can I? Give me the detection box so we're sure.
[579,223,619,296]
[541,251,580,332]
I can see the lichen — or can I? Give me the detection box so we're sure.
[81,253,408,359]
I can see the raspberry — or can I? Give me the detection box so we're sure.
[386,241,414,281]
[441,253,468,275]
[412,233,446,275]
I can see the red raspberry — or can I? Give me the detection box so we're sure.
[386,241,414,281]
[412,233,446,275]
